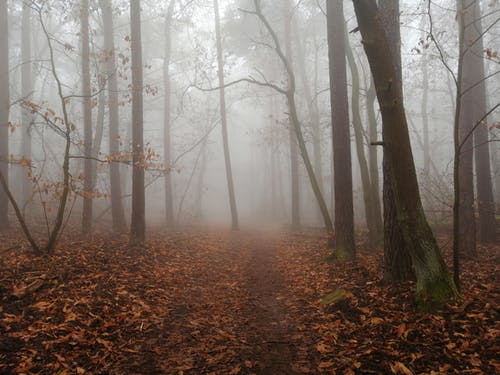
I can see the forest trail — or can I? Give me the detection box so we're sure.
[1,230,497,374]
[239,234,301,374]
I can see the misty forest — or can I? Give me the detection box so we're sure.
[0,0,499,373]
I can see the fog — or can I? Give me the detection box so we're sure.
[1,0,499,236]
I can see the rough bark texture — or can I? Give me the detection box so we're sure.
[379,0,414,282]
[0,1,9,228]
[457,0,477,257]
[470,0,496,243]
[100,0,127,232]
[130,0,146,243]
[327,0,355,259]
[353,0,457,308]
[214,0,239,231]
[81,0,93,234]
[164,0,175,228]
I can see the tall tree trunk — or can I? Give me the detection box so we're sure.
[250,0,332,238]
[294,18,322,223]
[284,0,300,230]
[345,24,380,247]
[81,0,93,234]
[366,80,383,240]
[130,0,146,243]
[214,0,239,230]
[21,2,33,208]
[379,0,414,282]
[0,1,9,229]
[99,0,127,232]
[327,0,355,258]
[457,0,477,257]
[420,26,431,180]
[164,0,175,228]
[470,0,496,243]
[353,0,457,309]
[90,86,105,191]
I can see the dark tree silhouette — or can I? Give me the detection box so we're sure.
[352,0,457,309]
[130,0,146,243]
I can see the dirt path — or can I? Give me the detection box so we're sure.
[239,235,300,374]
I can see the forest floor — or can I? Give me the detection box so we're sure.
[0,229,498,374]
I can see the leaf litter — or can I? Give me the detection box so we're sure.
[0,230,498,374]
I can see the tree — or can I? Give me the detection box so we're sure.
[0,0,9,229]
[327,0,355,259]
[81,0,93,234]
[456,0,477,257]
[366,79,383,244]
[99,0,127,232]
[345,23,382,247]
[130,0,146,243]
[379,0,413,282]
[293,10,322,224]
[284,0,300,230]
[214,0,239,230]
[469,0,496,244]
[352,0,458,309]
[164,0,176,228]
[237,0,333,242]
[21,2,33,208]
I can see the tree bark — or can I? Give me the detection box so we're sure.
[353,0,457,309]
[379,0,414,282]
[327,0,355,259]
[99,0,127,232]
[214,0,239,231]
[130,0,146,243]
[0,1,9,228]
[81,0,93,234]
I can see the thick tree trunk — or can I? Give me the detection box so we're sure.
[214,0,239,231]
[0,1,9,228]
[100,0,127,232]
[130,0,146,243]
[21,3,33,208]
[164,0,175,228]
[353,0,457,309]
[81,0,93,234]
[379,0,414,282]
[327,0,355,259]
